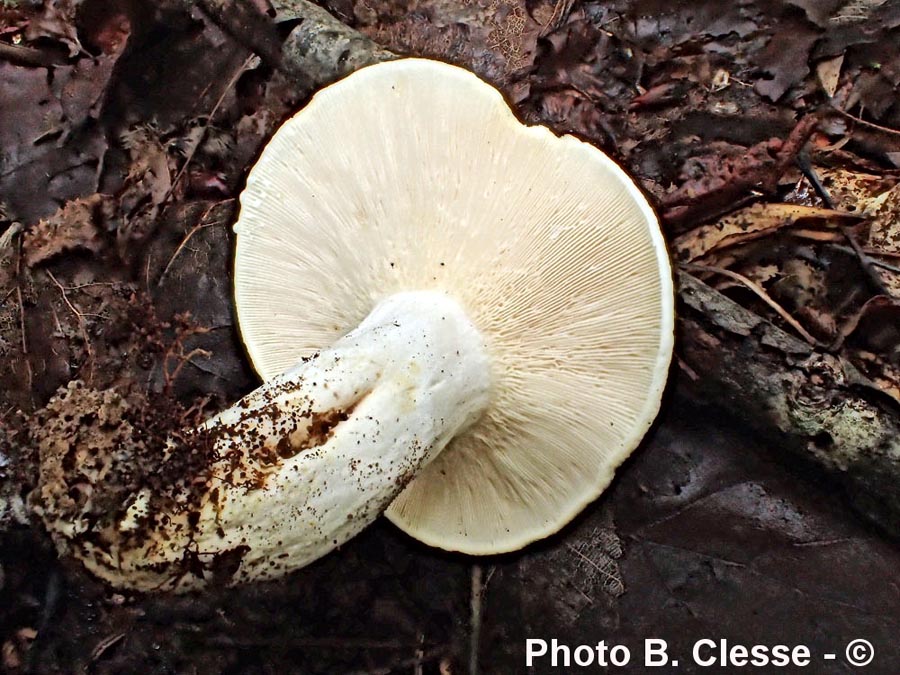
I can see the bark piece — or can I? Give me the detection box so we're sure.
[678,271,900,536]
[273,0,395,90]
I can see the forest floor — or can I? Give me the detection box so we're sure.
[1,0,900,673]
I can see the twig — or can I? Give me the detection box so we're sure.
[469,564,483,675]
[160,56,257,210]
[157,202,231,287]
[864,247,900,260]
[56,281,118,291]
[541,0,576,35]
[45,271,104,320]
[156,222,212,287]
[162,318,212,393]
[662,115,819,227]
[677,355,700,381]
[14,237,32,395]
[679,263,820,346]
[788,229,843,242]
[46,270,98,381]
[829,105,900,137]
[796,150,836,209]
[15,284,30,388]
[796,150,891,295]
[165,346,211,393]
[88,632,127,666]
[830,245,900,274]
[193,0,285,71]
[414,632,425,675]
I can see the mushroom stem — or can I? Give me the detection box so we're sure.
[47,291,491,591]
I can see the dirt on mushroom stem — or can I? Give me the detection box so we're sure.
[29,382,214,584]
[28,376,346,589]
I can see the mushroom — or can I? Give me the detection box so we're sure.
[35,58,673,591]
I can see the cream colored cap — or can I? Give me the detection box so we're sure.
[233,58,674,554]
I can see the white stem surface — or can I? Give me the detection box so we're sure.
[82,291,491,591]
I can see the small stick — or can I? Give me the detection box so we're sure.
[829,245,900,274]
[414,632,425,675]
[14,237,32,395]
[469,564,483,675]
[159,56,257,210]
[829,105,900,137]
[863,247,900,260]
[46,270,98,381]
[796,150,891,295]
[680,263,820,346]
[0,42,61,68]
[157,202,231,287]
[194,0,284,71]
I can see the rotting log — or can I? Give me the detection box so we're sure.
[679,271,900,537]
[189,1,900,535]
[187,0,394,93]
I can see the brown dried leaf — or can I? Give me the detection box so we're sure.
[120,126,173,208]
[772,258,827,308]
[753,16,820,101]
[817,167,899,210]
[673,203,857,262]
[742,263,780,286]
[22,194,108,267]
[116,125,176,247]
[796,305,838,340]
[861,183,900,297]
[816,54,844,97]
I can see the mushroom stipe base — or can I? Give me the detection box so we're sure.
[37,292,490,592]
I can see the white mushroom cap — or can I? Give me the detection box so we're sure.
[234,58,674,554]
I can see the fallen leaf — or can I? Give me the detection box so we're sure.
[816,53,844,97]
[116,125,176,247]
[629,81,688,110]
[861,183,900,297]
[754,16,820,101]
[853,350,900,403]
[673,203,858,262]
[817,167,899,210]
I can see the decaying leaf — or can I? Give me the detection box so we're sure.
[816,54,844,97]
[818,167,899,210]
[673,203,858,262]
[861,183,900,297]
[854,350,900,403]
[22,194,109,267]
[753,15,820,101]
[116,125,176,246]
[120,126,173,209]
